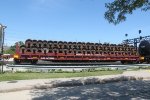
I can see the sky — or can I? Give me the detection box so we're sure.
[0,0,150,46]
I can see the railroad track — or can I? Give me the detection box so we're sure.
[6,63,150,69]
[11,63,119,66]
[6,61,122,68]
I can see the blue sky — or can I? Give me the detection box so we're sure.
[0,0,150,46]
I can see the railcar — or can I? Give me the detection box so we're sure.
[13,39,140,64]
[138,40,150,63]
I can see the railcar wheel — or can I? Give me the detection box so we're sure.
[121,61,133,64]
[31,60,38,64]
[121,61,125,64]
[14,59,21,64]
[145,58,150,63]
[146,60,150,64]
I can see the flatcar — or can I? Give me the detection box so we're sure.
[13,39,142,64]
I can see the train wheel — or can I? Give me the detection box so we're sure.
[146,61,150,64]
[14,59,21,64]
[121,61,126,64]
[121,61,133,64]
[146,58,150,63]
[135,61,141,64]
[31,60,38,64]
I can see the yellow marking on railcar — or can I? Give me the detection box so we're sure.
[33,57,37,59]
[13,54,19,59]
[140,57,144,60]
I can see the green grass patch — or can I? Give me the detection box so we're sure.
[0,70,123,81]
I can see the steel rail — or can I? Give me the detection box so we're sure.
[6,64,150,69]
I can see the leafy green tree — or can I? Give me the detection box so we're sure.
[105,0,150,25]
[4,49,15,54]
[4,41,24,54]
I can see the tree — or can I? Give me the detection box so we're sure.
[105,0,150,25]
[4,41,24,54]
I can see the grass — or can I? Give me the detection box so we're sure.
[0,70,123,81]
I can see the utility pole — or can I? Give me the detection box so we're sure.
[0,24,7,73]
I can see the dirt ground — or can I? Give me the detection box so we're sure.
[1,70,150,100]
[1,80,150,100]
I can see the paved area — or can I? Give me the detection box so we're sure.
[1,70,150,100]
[1,80,150,100]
